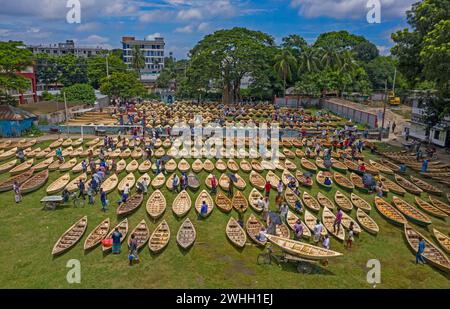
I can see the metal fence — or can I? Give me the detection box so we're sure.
[322,99,378,129]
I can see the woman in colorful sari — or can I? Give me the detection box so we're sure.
[111,227,123,254]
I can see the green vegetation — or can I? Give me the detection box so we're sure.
[62,83,96,104]
[100,72,146,99]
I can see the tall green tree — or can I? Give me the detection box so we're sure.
[131,46,145,78]
[57,54,88,86]
[0,41,33,96]
[87,52,127,89]
[99,71,145,100]
[273,49,297,98]
[35,53,59,90]
[281,35,308,56]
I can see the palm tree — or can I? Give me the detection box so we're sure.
[319,46,342,71]
[274,49,297,98]
[338,50,357,74]
[131,45,145,80]
[298,47,319,74]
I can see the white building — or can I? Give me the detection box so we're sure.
[28,40,104,58]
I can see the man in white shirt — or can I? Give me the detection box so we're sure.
[279,203,288,223]
[313,219,323,244]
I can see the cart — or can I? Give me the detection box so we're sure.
[257,245,321,274]
[40,196,64,211]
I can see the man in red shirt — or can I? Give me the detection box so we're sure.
[265,181,272,197]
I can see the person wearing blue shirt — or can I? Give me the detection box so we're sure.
[416,237,426,264]
[324,177,332,186]
[100,188,107,212]
[295,199,303,213]
[421,159,428,173]
[199,201,208,219]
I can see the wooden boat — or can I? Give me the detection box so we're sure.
[0,147,17,161]
[102,219,128,253]
[49,138,63,149]
[204,173,214,189]
[61,146,73,157]
[149,220,171,253]
[350,193,371,212]
[334,191,353,212]
[284,159,297,171]
[404,224,450,274]
[429,196,450,215]
[177,218,196,249]
[234,173,246,190]
[392,196,431,226]
[322,207,345,241]
[343,159,360,173]
[36,147,52,159]
[69,147,83,158]
[214,191,232,213]
[61,138,73,147]
[266,171,280,188]
[138,160,151,173]
[300,158,317,173]
[316,171,333,190]
[275,160,286,172]
[25,147,41,158]
[284,187,299,208]
[315,158,327,170]
[349,172,369,193]
[125,160,139,173]
[195,190,214,217]
[340,211,362,234]
[120,148,131,159]
[219,173,230,191]
[246,214,266,246]
[333,172,354,192]
[409,175,442,195]
[10,159,33,175]
[433,228,450,254]
[151,173,165,189]
[369,160,393,175]
[414,197,447,219]
[187,172,200,191]
[226,217,247,248]
[171,190,191,217]
[71,161,84,174]
[296,171,313,188]
[58,158,77,172]
[0,169,33,192]
[99,174,118,194]
[380,176,406,196]
[146,190,166,219]
[118,173,136,192]
[20,169,48,194]
[356,209,379,235]
[374,197,407,226]
[0,159,17,173]
[232,190,248,213]
[249,188,264,212]
[249,171,265,191]
[266,235,342,260]
[276,223,291,239]
[52,216,88,256]
[251,160,264,172]
[317,192,335,210]
[261,160,276,171]
[295,149,305,157]
[131,148,143,159]
[302,191,321,212]
[330,158,348,173]
[192,159,204,173]
[154,148,165,158]
[46,173,70,195]
[117,193,144,216]
[86,138,100,146]
[165,159,177,173]
[239,159,252,173]
[84,218,110,251]
[394,174,423,195]
[281,169,297,187]
[162,138,172,149]
[283,148,295,159]
[215,159,227,172]
[203,159,215,172]
[286,210,311,239]
[178,159,190,172]
[127,220,150,250]
[65,173,87,193]
[227,159,239,172]
[109,149,121,159]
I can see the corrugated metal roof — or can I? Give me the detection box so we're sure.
[0,105,37,121]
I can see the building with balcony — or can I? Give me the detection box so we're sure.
[28,40,105,57]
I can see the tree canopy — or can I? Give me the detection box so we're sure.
[99,71,145,99]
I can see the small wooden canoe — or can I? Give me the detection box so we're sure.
[316,171,333,190]
[232,190,248,213]
[0,159,17,173]
[118,173,136,192]
[226,217,247,248]
[102,218,129,253]
[433,228,450,254]
[281,169,297,187]
[165,159,177,173]
[374,197,407,226]
[192,159,204,173]
[109,149,121,159]
[52,216,88,256]
[356,209,379,235]
[227,159,239,172]
[163,139,172,149]
[49,138,63,149]
[216,159,227,172]
[178,159,190,172]
[284,159,297,171]
[33,157,54,172]
[146,190,166,219]
[187,172,200,191]
[331,158,348,173]
[301,158,317,173]
[392,196,431,226]
[70,147,83,158]
[316,158,328,170]
[302,191,321,212]
[429,196,450,215]
[71,161,83,174]
[404,224,450,274]
[317,192,335,210]
[0,147,17,161]
[266,235,342,260]
[333,172,354,192]
[61,146,73,157]
[350,193,372,212]
[246,214,266,246]
[154,148,165,158]
[322,207,345,241]
[138,160,151,173]
[233,173,246,190]
[151,173,165,189]
[203,159,215,172]
[86,138,100,146]
[47,173,71,195]
[215,191,233,213]
[343,159,359,173]
[84,218,110,251]
[195,190,214,217]
[172,190,192,217]
[340,211,362,234]
[251,160,264,172]
[414,197,447,219]
[249,171,265,191]
[59,158,77,172]
[334,191,353,212]
[409,175,442,195]
[177,218,196,249]
[101,174,119,194]
[61,138,73,147]
[10,159,34,175]
[266,171,280,189]
[286,210,311,239]
[249,188,264,212]
[261,160,276,171]
[20,169,49,194]
[394,174,423,195]
[296,171,313,188]
[117,193,144,216]
[283,148,295,159]
[131,148,143,159]
[65,173,87,193]
[25,147,41,158]
[295,149,305,157]
[380,176,406,196]
[369,160,394,175]
[239,159,252,173]
[126,160,139,173]
[276,223,291,239]
[127,220,150,250]
[149,220,170,253]
[120,148,131,159]
[0,169,33,192]
[204,173,214,190]
[284,187,299,209]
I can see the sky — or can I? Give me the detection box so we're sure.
[0,0,418,58]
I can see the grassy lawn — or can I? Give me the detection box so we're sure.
[0,139,448,288]
[20,101,88,115]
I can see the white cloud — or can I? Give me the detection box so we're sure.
[146,33,162,40]
[197,22,209,32]
[175,25,194,33]
[83,34,109,44]
[377,45,391,56]
[176,8,202,21]
[75,22,99,32]
[139,10,175,23]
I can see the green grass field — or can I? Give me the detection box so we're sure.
[0,140,448,288]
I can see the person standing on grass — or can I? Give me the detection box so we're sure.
[199,200,209,219]
[293,219,303,240]
[346,222,355,249]
[262,196,270,222]
[172,174,179,193]
[100,188,107,212]
[313,219,323,245]
[276,180,283,198]
[111,228,123,254]
[122,183,130,202]
[264,181,272,197]
[128,233,139,266]
[421,159,428,173]
[13,181,21,203]
[333,209,343,234]
[279,203,288,223]
[78,179,86,200]
[87,185,94,205]
[416,237,426,265]
[210,175,217,194]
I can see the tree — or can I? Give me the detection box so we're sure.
[62,83,96,104]
[273,49,297,98]
[87,52,127,89]
[281,35,308,56]
[364,56,407,91]
[131,45,145,78]
[99,71,145,100]
[0,41,33,97]
[35,53,59,90]
[57,54,88,86]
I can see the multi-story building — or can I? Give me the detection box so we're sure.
[28,40,104,57]
[6,66,37,104]
[121,36,165,84]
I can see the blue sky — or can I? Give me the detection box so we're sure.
[0,0,417,58]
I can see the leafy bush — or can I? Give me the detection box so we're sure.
[61,83,96,104]
[41,91,54,101]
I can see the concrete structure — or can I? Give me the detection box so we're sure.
[28,40,104,57]
[7,66,37,104]
[121,36,165,84]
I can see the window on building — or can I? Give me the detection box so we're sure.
[434,130,440,140]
